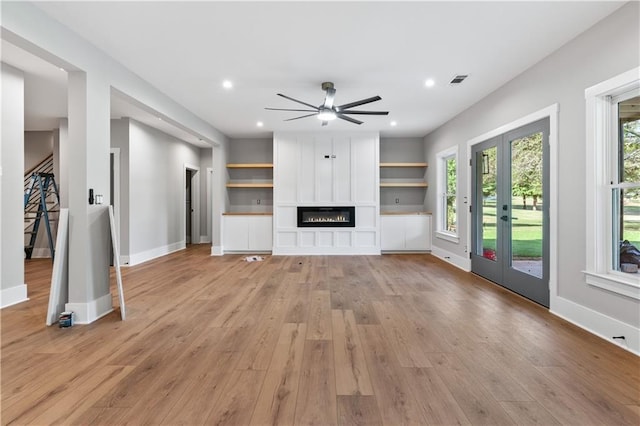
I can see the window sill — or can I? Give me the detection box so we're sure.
[435,231,460,244]
[584,270,640,300]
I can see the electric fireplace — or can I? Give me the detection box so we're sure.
[297,206,355,227]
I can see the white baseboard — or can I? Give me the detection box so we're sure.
[199,236,212,244]
[127,241,185,266]
[272,248,380,255]
[551,295,639,356]
[431,245,471,271]
[211,245,223,256]
[1,284,29,308]
[31,248,52,258]
[65,292,113,324]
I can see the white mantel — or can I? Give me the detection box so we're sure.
[273,132,380,255]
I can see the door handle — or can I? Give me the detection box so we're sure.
[500,215,509,221]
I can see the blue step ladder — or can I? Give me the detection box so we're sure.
[24,172,60,260]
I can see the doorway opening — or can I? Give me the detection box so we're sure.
[184,165,200,245]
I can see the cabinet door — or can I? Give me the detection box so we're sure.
[249,216,273,251]
[381,216,405,250]
[223,216,249,251]
[404,216,429,250]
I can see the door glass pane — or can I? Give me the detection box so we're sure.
[480,147,497,261]
[510,132,543,278]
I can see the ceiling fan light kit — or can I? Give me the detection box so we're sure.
[266,82,389,126]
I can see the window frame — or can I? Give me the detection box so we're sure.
[584,67,640,300]
[435,146,459,243]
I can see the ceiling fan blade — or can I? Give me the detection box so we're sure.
[277,93,319,110]
[323,88,336,109]
[283,113,318,122]
[265,107,318,112]
[337,96,382,111]
[340,110,389,115]
[337,114,363,125]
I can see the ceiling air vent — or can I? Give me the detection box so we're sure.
[449,74,469,85]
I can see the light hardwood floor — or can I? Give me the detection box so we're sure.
[2,245,639,425]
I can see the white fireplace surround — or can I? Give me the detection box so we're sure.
[273,132,380,255]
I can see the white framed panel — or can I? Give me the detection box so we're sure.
[357,206,377,228]
[317,231,333,247]
[336,231,352,247]
[355,231,377,248]
[300,231,315,247]
[277,232,297,247]
[276,206,297,228]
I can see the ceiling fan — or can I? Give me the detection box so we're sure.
[266,82,389,126]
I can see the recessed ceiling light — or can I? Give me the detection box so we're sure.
[425,79,435,88]
[390,121,397,127]
[222,80,233,89]
[257,121,264,127]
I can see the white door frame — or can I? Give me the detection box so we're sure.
[466,104,559,308]
[184,163,200,245]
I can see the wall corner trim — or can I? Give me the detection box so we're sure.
[431,246,471,271]
[65,293,113,324]
[211,246,223,256]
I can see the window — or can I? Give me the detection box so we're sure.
[436,146,459,243]
[585,67,640,299]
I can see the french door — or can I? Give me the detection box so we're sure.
[471,118,550,307]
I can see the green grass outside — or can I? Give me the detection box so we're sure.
[480,200,640,258]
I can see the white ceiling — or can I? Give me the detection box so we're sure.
[3,1,625,141]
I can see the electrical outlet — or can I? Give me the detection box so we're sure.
[257,199,261,205]
[395,198,400,204]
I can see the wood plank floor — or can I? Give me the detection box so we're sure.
[2,245,639,425]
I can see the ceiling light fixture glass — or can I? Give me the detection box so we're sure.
[222,80,233,89]
[425,78,435,88]
[257,121,264,127]
[317,108,336,121]
[390,121,397,126]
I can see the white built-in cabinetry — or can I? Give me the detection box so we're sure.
[223,139,274,252]
[379,138,431,251]
[273,132,379,255]
[222,213,273,252]
[380,213,431,251]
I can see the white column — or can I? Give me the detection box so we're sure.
[0,64,27,308]
[65,71,113,323]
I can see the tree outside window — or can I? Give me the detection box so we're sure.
[445,155,457,233]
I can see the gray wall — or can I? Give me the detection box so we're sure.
[110,119,130,256]
[1,63,26,302]
[111,118,204,263]
[24,131,53,172]
[199,147,212,242]
[424,2,640,326]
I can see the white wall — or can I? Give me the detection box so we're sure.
[424,3,639,343]
[1,63,27,307]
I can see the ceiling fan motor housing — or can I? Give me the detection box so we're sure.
[321,82,335,91]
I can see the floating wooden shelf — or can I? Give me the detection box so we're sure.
[226,163,273,168]
[380,162,428,168]
[380,182,428,188]
[226,183,274,188]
